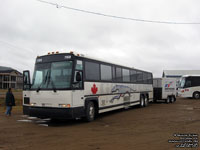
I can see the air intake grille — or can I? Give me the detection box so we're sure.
[24,97,30,104]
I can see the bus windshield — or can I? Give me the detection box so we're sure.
[31,61,73,90]
[180,77,186,88]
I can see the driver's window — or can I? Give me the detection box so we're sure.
[23,71,31,90]
[24,72,30,84]
[73,60,83,89]
[73,71,83,89]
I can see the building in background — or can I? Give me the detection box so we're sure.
[0,66,23,89]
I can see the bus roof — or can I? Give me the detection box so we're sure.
[38,52,152,74]
[181,75,200,78]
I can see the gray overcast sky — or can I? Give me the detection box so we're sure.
[1,0,200,77]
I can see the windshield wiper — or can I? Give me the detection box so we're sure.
[36,70,50,92]
[46,72,57,93]
[51,79,57,93]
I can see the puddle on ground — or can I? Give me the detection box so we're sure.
[186,107,194,110]
[17,120,33,123]
[17,116,50,127]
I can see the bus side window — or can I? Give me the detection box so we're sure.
[76,60,83,70]
[185,80,191,87]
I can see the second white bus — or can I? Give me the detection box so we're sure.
[178,75,200,99]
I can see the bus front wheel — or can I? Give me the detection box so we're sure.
[193,92,200,99]
[85,102,95,122]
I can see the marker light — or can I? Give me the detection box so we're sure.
[70,51,73,54]
[56,51,59,54]
[48,52,51,55]
[52,52,55,54]
[59,104,71,108]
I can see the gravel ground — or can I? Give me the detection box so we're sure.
[0,97,199,150]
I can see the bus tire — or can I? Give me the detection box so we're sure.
[144,96,149,107]
[140,95,145,107]
[193,92,200,99]
[170,96,175,103]
[166,96,170,104]
[85,101,95,122]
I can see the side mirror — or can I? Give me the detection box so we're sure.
[76,72,82,82]
[23,70,31,90]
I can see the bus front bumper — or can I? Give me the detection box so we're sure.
[23,106,85,119]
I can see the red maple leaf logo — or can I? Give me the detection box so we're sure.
[91,84,98,94]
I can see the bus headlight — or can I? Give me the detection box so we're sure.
[59,104,71,108]
[30,103,36,106]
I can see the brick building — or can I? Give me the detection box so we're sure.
[0,66,23,89]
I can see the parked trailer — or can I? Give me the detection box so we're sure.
[153,78,176,103]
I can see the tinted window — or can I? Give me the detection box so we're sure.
[101,64,112,81]
[147,73,153,84]
[143,72,148,84]
[85,61,100,81]
[112,66,116,81]
[187,77,200,87]
[130,70,137,83]
[116,67,122,82]
[137,71,143,83]
[123,69,130,82]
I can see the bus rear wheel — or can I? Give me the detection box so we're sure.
[170,96,175,103]
[140,95,145,107]
[193,92,200,99]
[85,102,95,122]
[144,96,149,107]
[166,96,170,104]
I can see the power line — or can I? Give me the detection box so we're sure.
[0,40,34,52]
[37,0,200,25]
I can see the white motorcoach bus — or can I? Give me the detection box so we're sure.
[23,52,153,121]
[178,75,200,99]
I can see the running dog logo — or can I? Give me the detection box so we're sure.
[110,85,135,103]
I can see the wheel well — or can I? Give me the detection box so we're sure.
[140,94,145,99]
[145,94,149,100]
[85,98,99,115]
[193,91,200,97]
[141,93,149,99]
[193,91,200,95]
